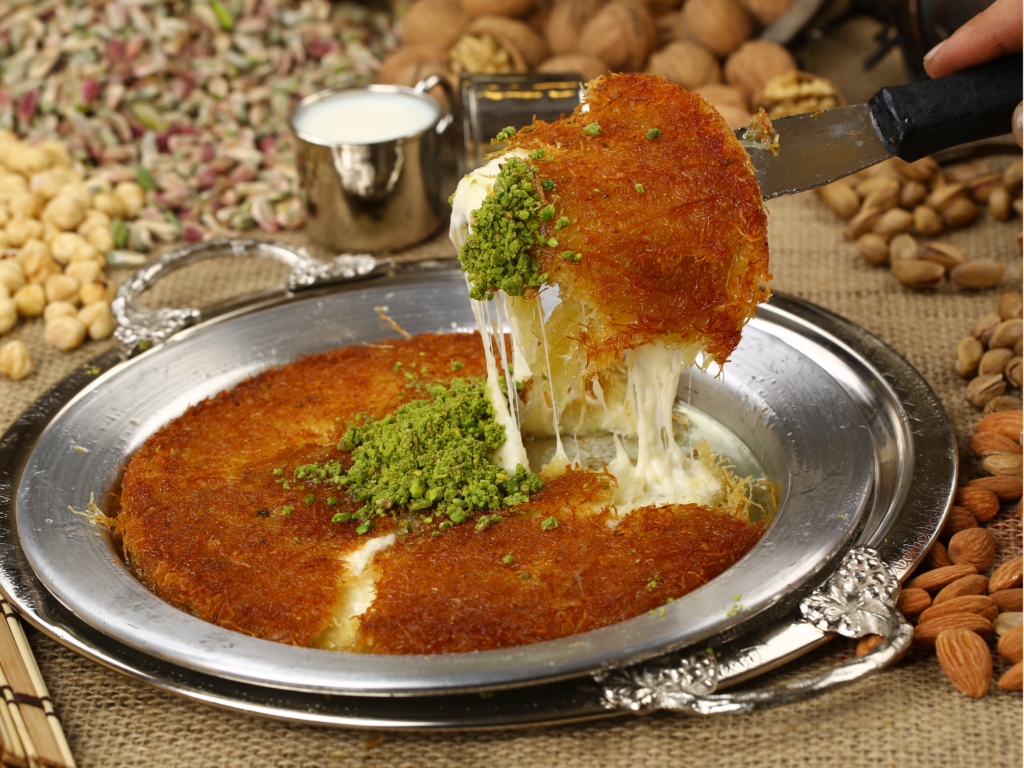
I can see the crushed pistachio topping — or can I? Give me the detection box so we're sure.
[583,122,601,137]
[294,379,543,532]
[540,516,558,530]
[647,128,660,140]
[458,156,553,301]
[494,126,517,142]
[635,183,644,193]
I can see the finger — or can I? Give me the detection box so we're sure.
[923,0,1023,78]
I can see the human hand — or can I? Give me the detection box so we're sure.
[922,0,1022,146]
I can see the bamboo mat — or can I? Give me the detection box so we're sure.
[0,184,1021,768]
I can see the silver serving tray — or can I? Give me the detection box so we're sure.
[0,269,955,728]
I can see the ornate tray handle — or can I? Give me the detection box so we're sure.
[599,547,913,715]
[111,238,387,349]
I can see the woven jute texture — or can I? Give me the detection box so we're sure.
[1,188,1022,767]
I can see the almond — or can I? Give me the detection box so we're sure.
[990,588,1024,613]
[924,540,953,568]
[966,475,1023,501]
[954,486,1002,521]
[998,624,1023,664]
[916,614,994,648]
[941,505,978,539]
[934,574,989,604]
[935,628,992,697]
[989,555,1023,593]
[974,410,1023,441]
[906,564,977,593]
[896,587,931,618]
[969,432,1022,458]
[856,634,884,657]
[918,594,997,624]
[997,661,1023,690]
[947,528,995,571]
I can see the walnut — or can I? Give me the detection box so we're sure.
[536,53,609,81]
[739,0,794,25]
[578,0,657,71]
[461,0,534,17]
[377,46,450,86]
[646,40,721,90]
[693,82,752,129]
[724,39,797,100]
[545,0,607,55]
[403,0,469,49]
[464,16,550,69]
[679,0,752,58]
[449,33,518,73]
[752,70,845,119]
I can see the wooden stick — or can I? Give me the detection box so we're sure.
[0,662,32,768]
[0,601,74,768]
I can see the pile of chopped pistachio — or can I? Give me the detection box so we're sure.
[294,378,543,533]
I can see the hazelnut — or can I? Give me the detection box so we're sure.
[23,251,61,285]
[76,209,111,237]
[44,301,78,322]
[113,181,146,219]
[0,340,33,380]
[679,0,752,58]
[45,315,87,351]
[376,46,450,88]
[50,232,98,265]
[739,0,794,24]
[0,261,26,292]
[39,140,72,168]
[44,273,80,304]
[78,301,116,340]
[86,226,115,255]
[79,280,111,306]
[9,192,42,220]
[578,0,657,72]
[64,259,104,283]
[29,167,79,201]
[647,40,721,90]
[6,217,45,247]
[13,284,45,317]
[724,40,797,100]
[6,146,52,177]
[90,192,126,220]
[0,297,15,334]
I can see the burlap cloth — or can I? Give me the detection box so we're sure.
[1,20,1023,762]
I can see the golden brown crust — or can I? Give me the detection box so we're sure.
[510,73,771,373]
[118,333,764,652]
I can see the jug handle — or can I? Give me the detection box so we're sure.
[415,74,456,136]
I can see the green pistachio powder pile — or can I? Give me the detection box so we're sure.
[289,124,640,532]
[292,379,542,534]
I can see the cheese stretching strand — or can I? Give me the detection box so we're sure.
[450,73,771,512]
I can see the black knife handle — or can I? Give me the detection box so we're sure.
[869,53,1022,162]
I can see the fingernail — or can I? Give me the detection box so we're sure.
[923,40,946,62]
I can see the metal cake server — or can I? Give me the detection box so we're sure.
[742,54,1022,199]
